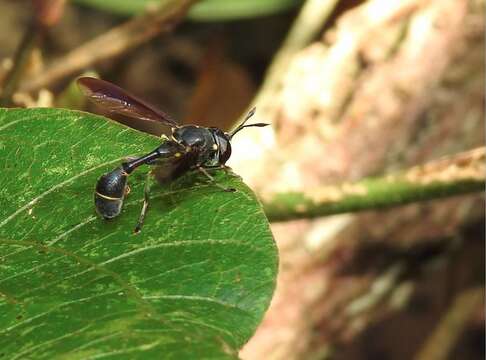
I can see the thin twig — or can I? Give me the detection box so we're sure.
[19,0,199,93]
[0,22,41,106]
[0,0,66,106]
[263,147,486,222]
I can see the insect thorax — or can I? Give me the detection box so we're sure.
[173,126,219,165]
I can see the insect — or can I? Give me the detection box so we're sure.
[77,77,268,233]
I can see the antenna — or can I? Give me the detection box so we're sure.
[229,107,269,139]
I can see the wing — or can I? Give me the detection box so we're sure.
[77,77,178,127]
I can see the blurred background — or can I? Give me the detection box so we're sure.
[0,0,484,359]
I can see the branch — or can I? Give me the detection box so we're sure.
[19,0,199,93]
[263,147,485,222]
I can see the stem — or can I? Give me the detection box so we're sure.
[263,147,486,222]
[19,0,199,93]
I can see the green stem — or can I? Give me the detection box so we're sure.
[263,148,485,222]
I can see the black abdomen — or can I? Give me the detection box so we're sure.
[95,166,128,219]
[94,194,123,219]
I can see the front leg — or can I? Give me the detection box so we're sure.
[197,166,236,192]
[202,164,241,178]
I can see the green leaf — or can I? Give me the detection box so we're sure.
[188,0,302,21]
[0,108,277,359]
[73,0,303,21]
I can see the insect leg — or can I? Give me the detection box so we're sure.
[203,165,240,178]
[197,166,236,192]
[134,171,152,234]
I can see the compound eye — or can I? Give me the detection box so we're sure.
[219,139,232,164]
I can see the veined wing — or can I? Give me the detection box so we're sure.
[77,77,178,127]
